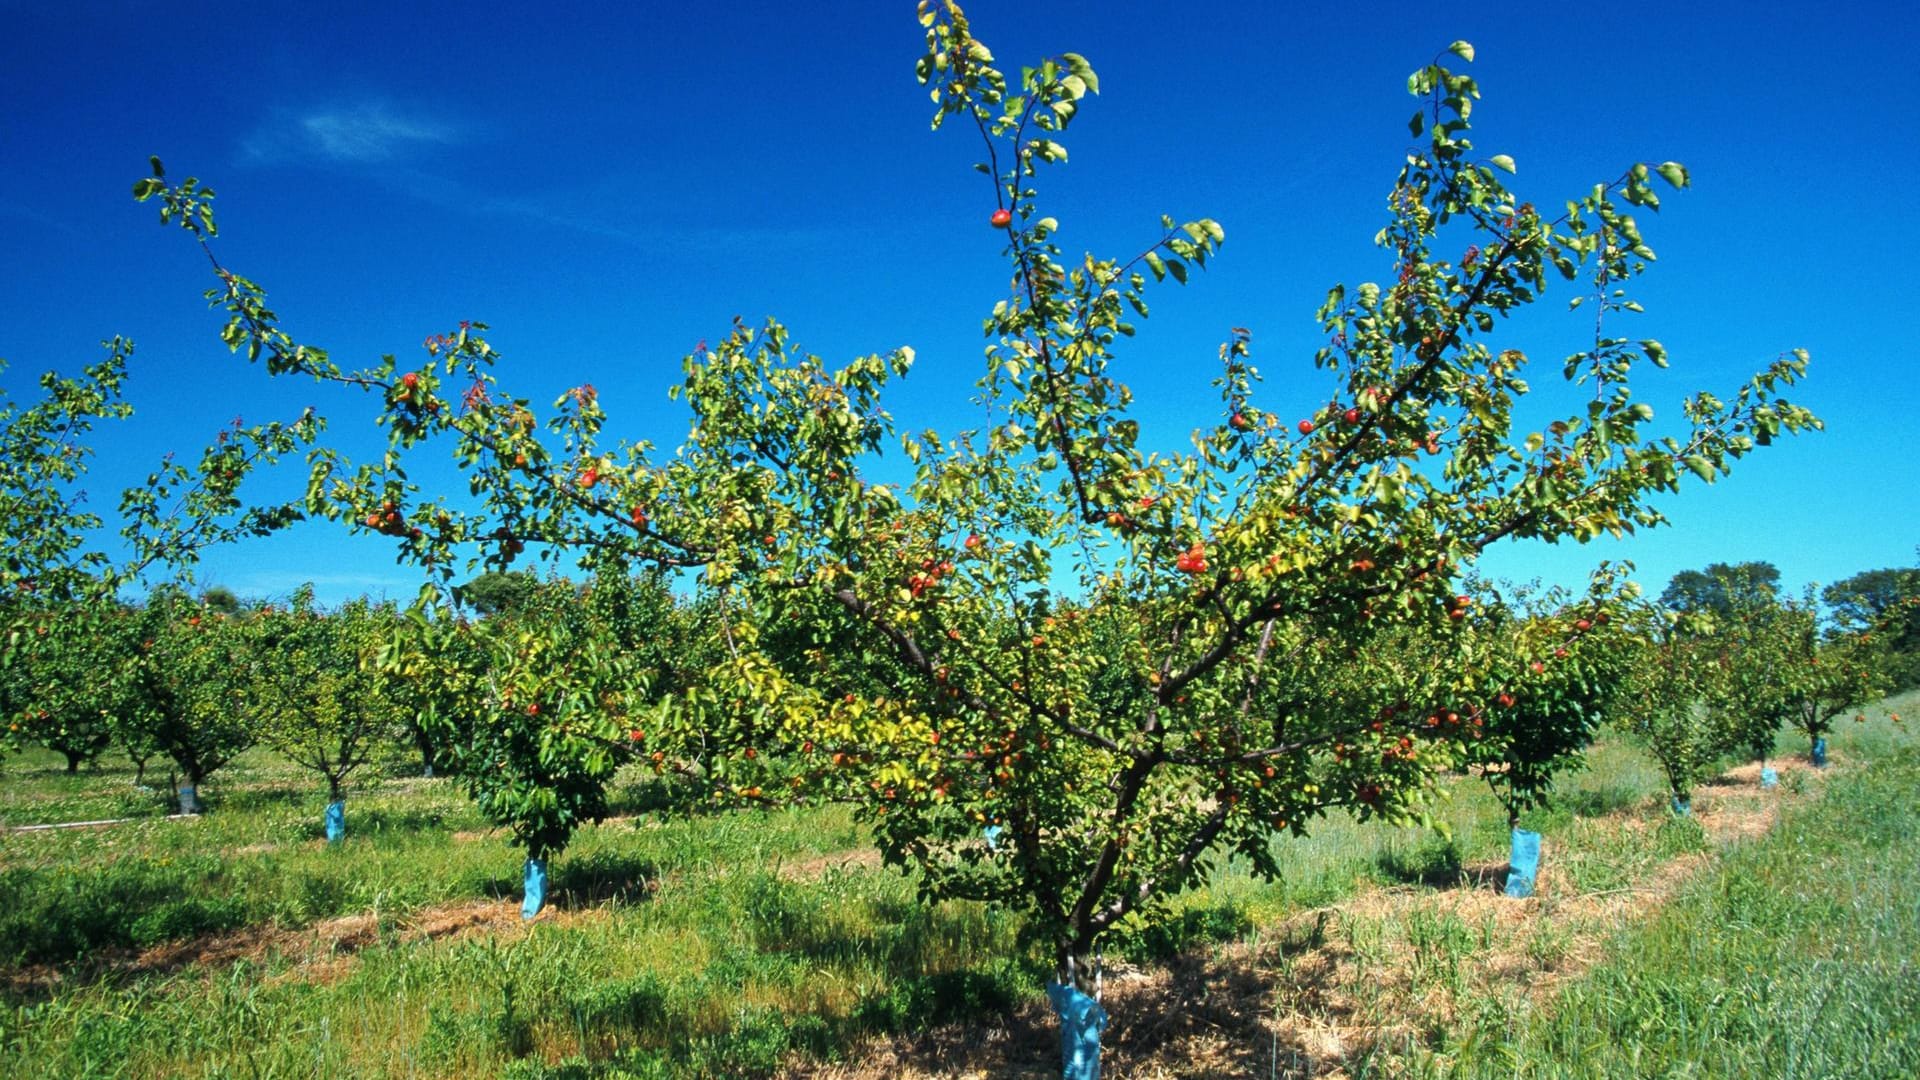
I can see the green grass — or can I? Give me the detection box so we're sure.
[1,696,1912,1077]
[1411,689,1920,1079]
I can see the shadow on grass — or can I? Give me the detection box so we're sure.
[344,805,456,836]
[1373,833,1464,888]
[547,850,661,910]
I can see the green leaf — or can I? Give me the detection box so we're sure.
[1061,53,1099,94]
[1489,154,1516,174]
[1683,455,1715,482]
[1654,161,1690,189]
[1448,41,1475,62]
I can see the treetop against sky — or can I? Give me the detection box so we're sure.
[2,1,1913,603]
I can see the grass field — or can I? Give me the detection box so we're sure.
[1,691,1912,1078]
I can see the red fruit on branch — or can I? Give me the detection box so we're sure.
[990,208,1012,228]
[1297,419,1314,435]
[1174,542,1208,574]
[1344,408,1362,425]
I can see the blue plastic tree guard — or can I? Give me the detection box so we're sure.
[1811,737,1828,767]
[1046,981,1109,1080]
[1760,766,1779,789]
[177,785,200,814]
[1671,795,1690,816]
[983,824,1004,851]
[521,857,548,920]
[324,800,346,843]
[1504,828,1541,898]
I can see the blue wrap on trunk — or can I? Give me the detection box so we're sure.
[324,800,345,843]
[1046,981,1108,1080]
[521,858,548,920]
[1504,828,1541,898]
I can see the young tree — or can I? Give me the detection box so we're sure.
[123,589,258,812]
[1777,595,1890,766]
[390,572,687,916]
[1612,604,1737,810]
[139,5,1823,1065]
[9,599,132,772]
[251,587,403,840]
[1699,587,1805,772]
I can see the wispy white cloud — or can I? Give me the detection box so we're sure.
[241,102,460,165]
[234,106,863,254]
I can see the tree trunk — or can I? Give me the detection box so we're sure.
[324,783,346,844]
[412,728,439,778]
[1047,951,1108,1080]
[178,764,205,814]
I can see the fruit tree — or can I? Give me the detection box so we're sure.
[138,3,1822,1058]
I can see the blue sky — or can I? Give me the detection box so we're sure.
[3,1,1914,606]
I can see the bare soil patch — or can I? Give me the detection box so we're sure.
[778,846,885,881]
